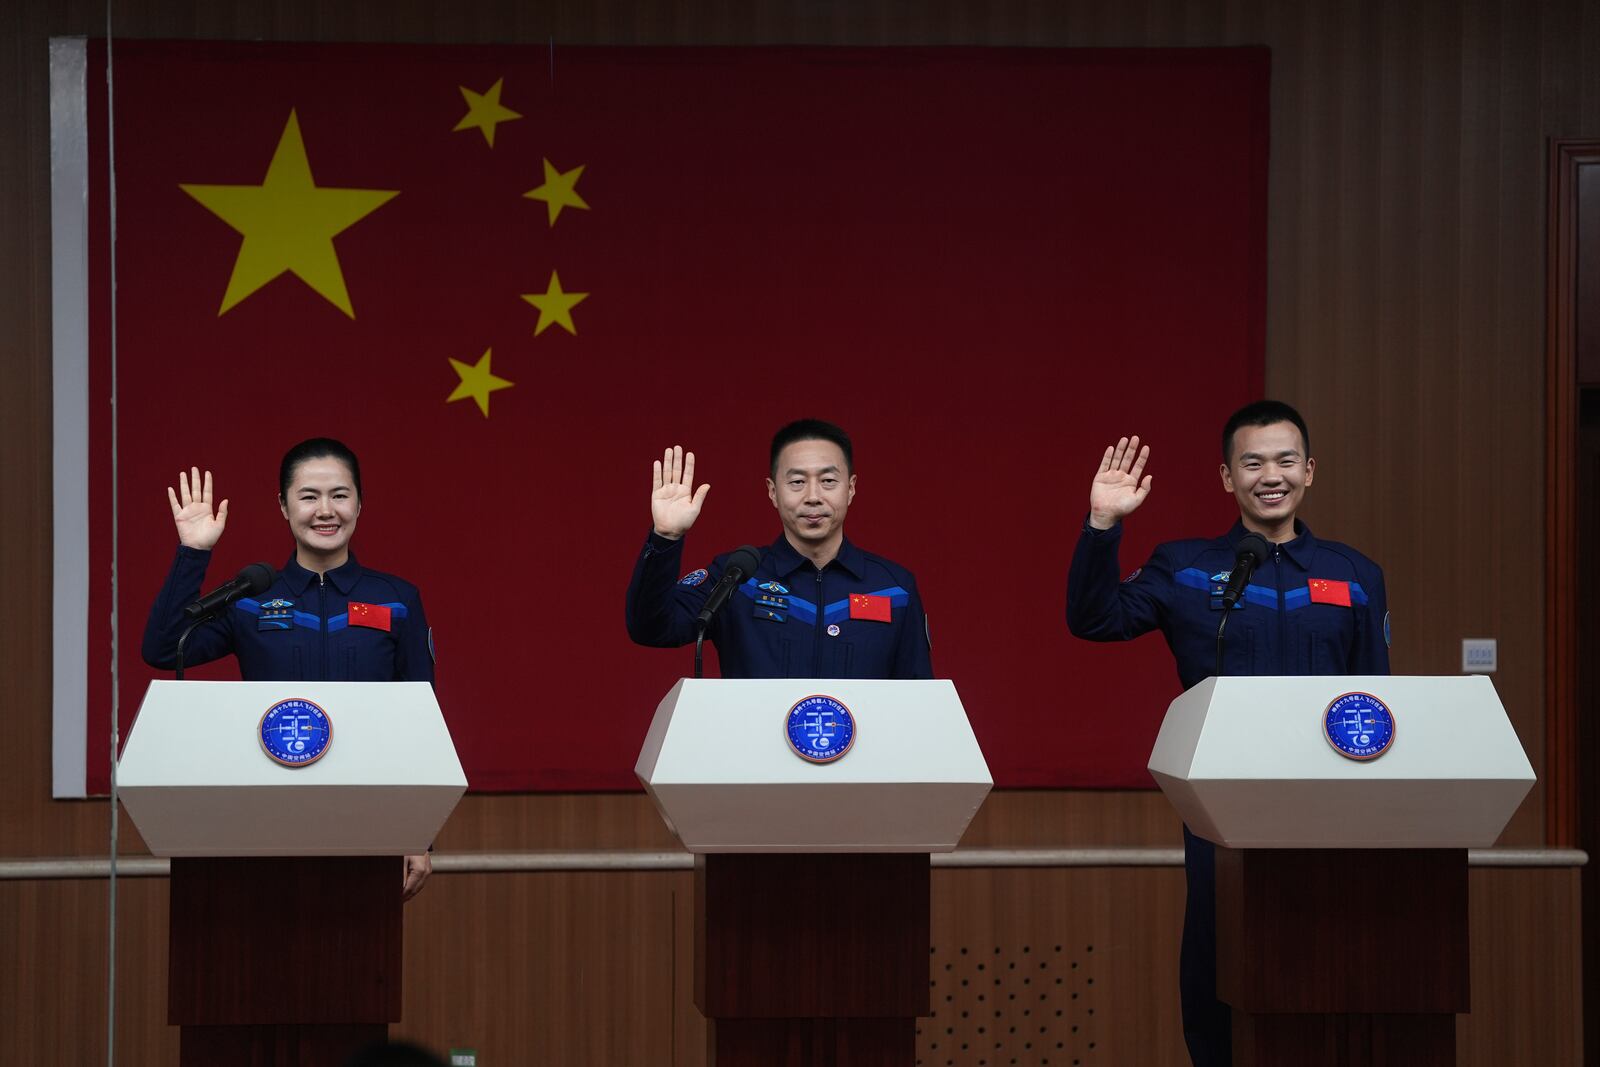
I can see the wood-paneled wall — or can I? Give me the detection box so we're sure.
[3,0,1596,1063]
[0,863,1579,1065]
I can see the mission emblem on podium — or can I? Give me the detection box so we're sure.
[785,694,856,764]
[1322,691,1395,761]
[258,698,334,767]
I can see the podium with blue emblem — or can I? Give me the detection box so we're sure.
[636,679,993,1067]
[1148,675,1535,1067]
[119,680,467,1067]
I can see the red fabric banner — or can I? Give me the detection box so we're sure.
[78,41,1266,793]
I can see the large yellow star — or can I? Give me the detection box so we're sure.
[453,78,522,148]
[521,271,589,336]
[180,110,398,318]
[446,349,513,417]
[523,159,589,226]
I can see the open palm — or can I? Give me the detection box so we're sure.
[1088,436,1152,529]
[168,467,229,550]
[651,445,709,540]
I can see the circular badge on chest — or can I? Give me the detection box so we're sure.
[785,694,856,764]
[259,698,333,767]
[1322,691,1395,761]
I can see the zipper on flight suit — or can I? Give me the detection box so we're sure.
[1274,546,1287,673]
[812,569,825,676]
[318,571,328,680]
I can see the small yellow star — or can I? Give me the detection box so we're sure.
[446,349,513,417]
[521,271,589,336]
[523,159,590,226]
[180,110,398,318]
[453,78,522,148]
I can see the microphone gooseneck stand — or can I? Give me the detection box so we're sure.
[689,546,762,681]
[174,614,214,680]
[174,562,278,678]
[1214,607,1232,679]
[1214,534,1271,677]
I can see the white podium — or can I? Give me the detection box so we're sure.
[121,679,466,1067]
[1146,675,1536,1067]
[635,677,991,852]
[120,679,466,856]
[1147,674,1534,848]
[636,678,992,1067]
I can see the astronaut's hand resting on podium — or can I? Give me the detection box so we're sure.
[651,444,709,540]
[1087,436,1152,531]
[402,852,432,901]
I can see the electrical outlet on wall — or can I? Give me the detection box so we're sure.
[1462,638,1497,673]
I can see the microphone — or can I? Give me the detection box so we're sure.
[1219,533,1270,610]
[696,545,762,630]
[1214,533,1269,677]
[184,562,276,620]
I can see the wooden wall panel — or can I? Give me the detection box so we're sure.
[436,792,684,851]
[953,790,1182,848]
[0,865,1576,1066]
[394,871,681,1065]
[0,877,175,1066]
[1459,867,1584,1066]
[924,866,1189,1067]
[429,789,1184,852]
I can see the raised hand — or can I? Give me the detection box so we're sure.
[1088,436,1152,530]
[651,445,709,540]
[167,467,229,550]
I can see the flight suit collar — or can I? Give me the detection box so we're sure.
[281,552,365,596]
[1223,519,1317,571]
[766,534,865,580]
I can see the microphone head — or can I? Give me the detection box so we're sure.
[1234,533,1270,567]
[238,562,277,595]
[724,545,762,577]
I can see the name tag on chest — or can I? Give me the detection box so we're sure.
[258,598,295,631]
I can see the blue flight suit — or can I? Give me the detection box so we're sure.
[142,545,434,682]
[626,532,933,679]
[1067,518,1389,1067]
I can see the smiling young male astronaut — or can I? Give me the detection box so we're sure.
[1066,399,1390,1067]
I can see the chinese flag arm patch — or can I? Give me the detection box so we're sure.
[1307,579,1352,607]
[848,593,893,622]
[348,601,393,630]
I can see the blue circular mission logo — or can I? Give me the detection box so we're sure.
[785,694,856,764]
[259,698,333,767]
[1323,691,1395,761]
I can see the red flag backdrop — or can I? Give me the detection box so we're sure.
[74,42,1266,793]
